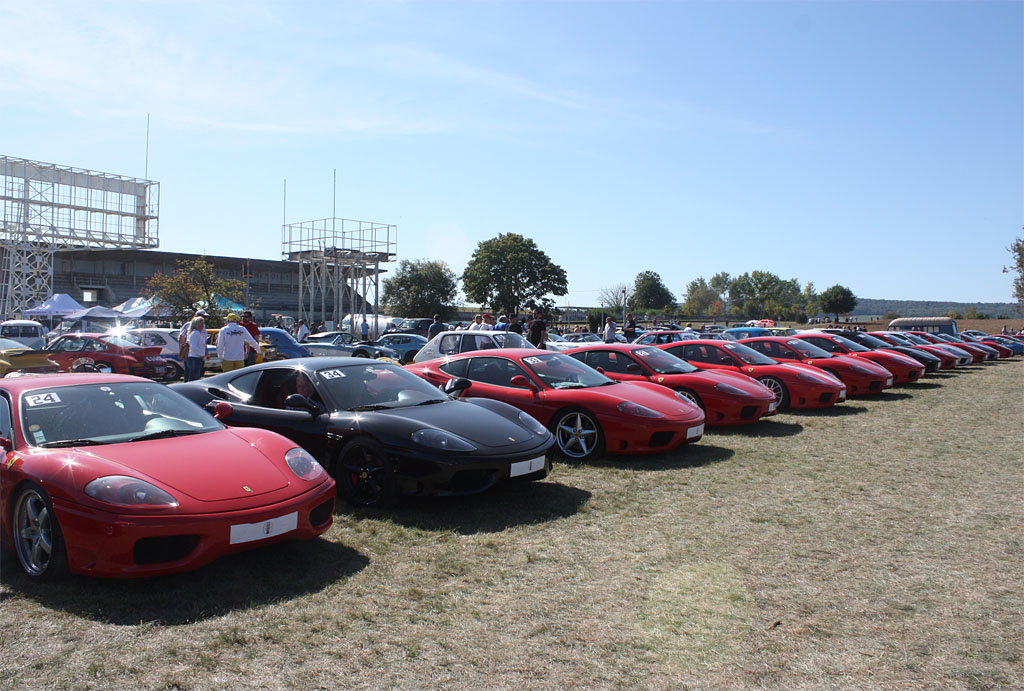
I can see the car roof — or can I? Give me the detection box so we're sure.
[0,372,148,395]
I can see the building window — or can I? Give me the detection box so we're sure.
[82,289,99,303]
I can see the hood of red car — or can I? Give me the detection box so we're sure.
[68,429,291,501]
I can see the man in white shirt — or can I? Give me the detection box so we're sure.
[217,313,260,372]
[296,320,310,342]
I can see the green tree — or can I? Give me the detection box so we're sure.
[381,259,459,319]
[462,233,567,317]
[818,284,858,321]
[1005,235,1024,309]
[146,256,245,328]
[963,306,979,319]
[680,276,718,315]
[632,271,675,310]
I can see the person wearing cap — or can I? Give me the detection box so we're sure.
[494,315,509,331]
[217,313,259,372]
[480,313,495,331]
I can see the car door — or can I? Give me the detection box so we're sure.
[44,336,86,371]
[207,368,330,458]
[461,356,549,421]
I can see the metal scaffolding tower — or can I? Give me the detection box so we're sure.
[0,156,159,316]
[281,217,396,332]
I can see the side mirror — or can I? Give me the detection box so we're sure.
[284,393,321,416]
[509,375,537,392]
[444,377,472,397]
[595,366,605,374]
[212,402,233,421]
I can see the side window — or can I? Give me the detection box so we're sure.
[462,335,496,352]
[585,350,629,374]
[84,340,107,352]
[250,369,323,409]
[466,357,527,387]
[55,338,82,352]
[746,341,772,358]
[438,359,469,378]
[773,344,799,360]
[228,370,263,400]
[439,334,461,355]
[567,352,587,365]
[143,333,164,347]
[807,337,840,353]
[0,395,12,439]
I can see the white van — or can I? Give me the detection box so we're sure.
[0,320,47,349]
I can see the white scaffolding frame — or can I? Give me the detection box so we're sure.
[281,217,396,333]
[0,156,159,316]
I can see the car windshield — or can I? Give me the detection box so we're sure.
[855,333,890,349]
[519,352,614,389]
[828,334,870,352]
[0,337,28,349]
[20,382,221,447]
[491,332,532,348]
[98,335,137,349]
[315,362,448,410]
[118,332,143,345]
[547,333,567,342]
[630,347,698,374]
[901,333,931,345]
[786,339,833,358]
[397,319,422,330]
[722,342,776,365]
[568,333,601,342]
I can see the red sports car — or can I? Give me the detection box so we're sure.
[564,343,777,425]
[791,332,926,384]
[868,331,963,368]
[409,349,705,460]
[907,331,994,362]
[739,337,894,396]
[41,333,167,379]
[656,339,847,410]
[0,374,335,580]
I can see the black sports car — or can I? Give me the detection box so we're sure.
[171,358,554,507]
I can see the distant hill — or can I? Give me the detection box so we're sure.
[851,298,1022,318]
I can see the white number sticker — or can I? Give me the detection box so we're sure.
[25,392,61,407]
[634,349,651,356]
[523,357,542,364]
[320,369,346,379]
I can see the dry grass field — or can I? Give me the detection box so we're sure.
[1,358,1021,690]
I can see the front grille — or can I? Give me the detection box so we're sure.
[309,498,334,527]
[133,535,199,565]
[649,431,675,447]
[740,405,758,419]
[437,469,499,494]
[869,381,882,390]
[818,392,834,403]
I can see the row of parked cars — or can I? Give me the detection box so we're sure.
[0,318,1017,582]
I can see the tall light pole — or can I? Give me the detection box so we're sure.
[621,289,626,325]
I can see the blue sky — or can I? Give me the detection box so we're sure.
[2,0,1021,306]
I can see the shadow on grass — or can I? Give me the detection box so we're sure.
[592,443,735,472]
[901,381,944,390]
[4,537,368,626]
[367,481,593,535]
[707,420,804,438]
[786,404,868,417]
[870,391,913,401]
[926,372,958,379]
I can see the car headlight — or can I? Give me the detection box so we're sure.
[848,362,876,375]
[794,370,839,385]
[412,428,477,451]
[518,411,548,436]
[673,391,702,409]
[617,401,664,418]
[285,447,325,481]
[84,475,178,507]
[713,382,748,396]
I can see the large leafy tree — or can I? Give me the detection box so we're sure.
[462,233,567,317]
[146,257,245,328]
[727,271,806,320]
[818,284,858,321]
[1005,235,1024,309]
[680,276,719,315]
[381,259,459,318]
[632,271,675,311]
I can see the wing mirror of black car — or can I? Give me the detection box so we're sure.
[625,362,643,374]
[444,377,472,398]
[284,393,323,416]
[509,375,538,392]
[211,402,234,421]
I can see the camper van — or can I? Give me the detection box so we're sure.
[0,320,47,349]
[886,317,958,335]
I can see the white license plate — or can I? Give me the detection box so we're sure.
[885,377,893,386]
[768,401,778,412]
[510,455,546,477]
[686,423,704,440]
[838,389,847,402]
[229,511,298,545]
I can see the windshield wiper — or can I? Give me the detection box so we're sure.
[347,403,392,411]
[414,399,447,405]
[39,438,110,448]
[124,429,205,443]
[553,382,588,389]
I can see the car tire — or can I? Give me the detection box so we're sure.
[675,388,705,411]
[163,361,183,381]
[93,362,114,374]
[334,437,398,508]
[70,362,99,373]
[12,482,69,582]
[353,351,369,358]
[757,376,790,410]
[549,407,604,461]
